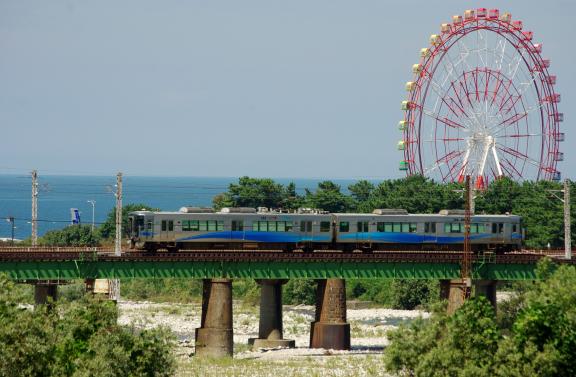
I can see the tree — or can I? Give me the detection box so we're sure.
[304,181,352,213]
[348,180,375,210]
[99,203,158,240]
[212,176,289,210]
[39,225,101,247]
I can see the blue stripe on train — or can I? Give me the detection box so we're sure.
[177,231,331,243]
[338,233,494,243]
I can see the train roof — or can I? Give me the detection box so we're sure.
[130,209,521,219]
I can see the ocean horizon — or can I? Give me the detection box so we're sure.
[0,174,382,240]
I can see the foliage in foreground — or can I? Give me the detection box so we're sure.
[383,260,576,377]
[0,275,176,377]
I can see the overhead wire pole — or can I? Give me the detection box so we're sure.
[565,179,571,260]
[461,175,472,301]
[115,172,123,256]
[31,170,38,246]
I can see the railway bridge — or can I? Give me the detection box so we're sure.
[0,248,572,357]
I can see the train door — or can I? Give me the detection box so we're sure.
[301,220,313,241]
[423,222,437,243]
[160,219,174,240]
[491,222,504,243]
[356,220,369,242]
[231,219,244,242]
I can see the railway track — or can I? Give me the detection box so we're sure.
[0,248,565,264]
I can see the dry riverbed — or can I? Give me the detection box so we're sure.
[118,300,429,377]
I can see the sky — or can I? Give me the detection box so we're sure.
[0,0,574,180]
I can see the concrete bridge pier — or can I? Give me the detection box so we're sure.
[440,279,467,314]
[310,278,351,350]
[473,280,497,309]
[249,279,295,349]
[195,278,233,357]
[440,279,498,314]
[34,282,58,309]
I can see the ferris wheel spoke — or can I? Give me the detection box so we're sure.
[496,144,541,168]
[423,109,467,129]
[498,133,542,139]
[494,37,507,71]
[498,157,522,178]
[425,150,464,175]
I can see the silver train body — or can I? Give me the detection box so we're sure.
[128,207,523,253]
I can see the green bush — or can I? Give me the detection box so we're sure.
[0,275,176,377]
[383,260,576,377]
[283,279,316,305]
[39,225,100,247]
[121,278,202,303]
[347,279,439,309]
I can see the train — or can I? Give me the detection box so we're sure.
[127,207,523,253]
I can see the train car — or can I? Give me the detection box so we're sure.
[334,209,522,252]
[128,207,522,253]
[128,207,333,252]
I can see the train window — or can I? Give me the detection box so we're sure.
[445,223,462,233]
[392,223,401,232]
[259,221,268,232]
[147,221,152,230]
[277,221,286,232]
[190,220,199,231]
[252,222,259,231]
[384,223,392,232]
[424,222,429,233]
[161,220,167,231]
[206,220,215,231]
[471,224,478,233]
[217,221,224,231]
[286,221,293,231]
[307,221,312,232]
[268,221,277,232]
[182,220,190,231]
[400,223,408,232]
[499,223,504,233]
[339,222,349,232]
[167,221,173,231]
[320,221,331,232]
[512,224,517,233]
[377,222,385,232]
[199,221,208,231]
[300,222,305,232]
[409,223,417,233]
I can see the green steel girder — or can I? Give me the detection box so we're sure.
[0,260,538,281]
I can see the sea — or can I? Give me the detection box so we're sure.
[0,175,369,240]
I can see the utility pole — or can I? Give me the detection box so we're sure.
[87,200,96,232]
[547,179,572,259]
[461,175,472,301]
[7,217,14,245]
[115,172,123,256]
[31,170,38,246]
[565,179,571,260]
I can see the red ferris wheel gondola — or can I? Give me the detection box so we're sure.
[398,9,563,189]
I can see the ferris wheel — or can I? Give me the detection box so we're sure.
[399,8,564,189]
